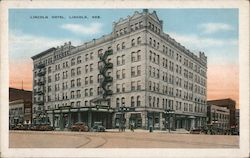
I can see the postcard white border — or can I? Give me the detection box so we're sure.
[0,0,249,158]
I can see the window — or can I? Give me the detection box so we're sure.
[77,78,81,87]
[90,52,94,60]
[121,97,125,106]
[85,65,88,73]
[116,84,120,93]
[116,70,121,79]
[131,96,135,107]
[71,58,75,66]
[137,50,141,61]
[137,96,141,107]
[71,69,75,77]
[77,101,81,107]
[137,81,141,90]
[122,42,125,49]
[117,44,120,51]
[71,91,75,99]
[85,54,89,61]
[131,39,135,46]
[116,98,120,107]
[98,74,102,83]
[117,56,121,65]
[90,64,93,72]
[131,81,136,91]
[122,55,125,64]
[98,49,103,57]
[48,67,52,73]
[131,52,136,62]
[149,38,152,45]
[85,77,88,85]
[77,56,81,64]
[137,37,141,44]
[97,87,102,95]
[131,67,136,77]
[48,76,51,83]
[137,65,141,76]
[90,88,93,96]
[149,96,152,107]
[77,67,81,75]
[90,76,93,84]
[122,69,126,79]
[122,83,125,92]
[71,80,75,88]
[85,89,88,96]
[148,81,152,90]
[77,90,81,98]
[85,100,88,106]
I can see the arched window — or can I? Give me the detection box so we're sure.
[98,49,103,57]
[71,58,75,66]
[122,42,125,49]
[149,38,152,45]
[137,37,141,44]
[117,44,120,51]
[131,39,135,46]
[137,50,141,61]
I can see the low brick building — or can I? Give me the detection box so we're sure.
[207,98,236,131]
[9,88,32,125]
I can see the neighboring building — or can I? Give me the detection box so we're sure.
[9,87,32,102]
[207,98,236,131]
[235,109,240,134]
[31,9,207,130]
[207,104,230,134]
[9,99,32,125]
[9,88,32,125]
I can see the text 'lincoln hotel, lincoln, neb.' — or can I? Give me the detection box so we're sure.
[31,9,207,131]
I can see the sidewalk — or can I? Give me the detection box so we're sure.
[105,128,190,134]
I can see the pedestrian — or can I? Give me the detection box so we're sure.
[130,122,134,132]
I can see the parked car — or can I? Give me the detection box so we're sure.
[91,125,105,132]
[13,123,26,130]
[190,129,203,134]
[30,123,54,131]
[70,122,89,132]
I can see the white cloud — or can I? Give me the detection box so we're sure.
[167,32,238,65]
[9,30,82,60]
[60,23,103,35]
[198,23,234,34]
[168,32,237,51]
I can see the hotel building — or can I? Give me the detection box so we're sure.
[31,9,207,130]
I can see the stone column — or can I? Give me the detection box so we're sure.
[52,110,55,129]
[59,112,63,130]
[68,110,72,129]
[77,110,81,122]
[88,110,92,128]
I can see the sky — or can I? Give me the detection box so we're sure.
[9,9,239,108]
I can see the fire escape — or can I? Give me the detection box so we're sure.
[91,49,113,106]
[35,62,48,124]
[99,49,113,98]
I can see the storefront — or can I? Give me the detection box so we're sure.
[47,106,113,130]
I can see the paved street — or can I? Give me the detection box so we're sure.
[9,130,239,148]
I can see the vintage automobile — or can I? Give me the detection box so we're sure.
[190,129,203,134]
[91,125,105,132]
[13,123,26,130]
[70,122,89,132]
[30,123,54,131]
